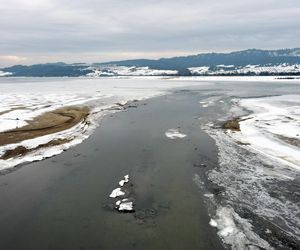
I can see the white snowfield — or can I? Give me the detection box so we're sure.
[233,95,300,170]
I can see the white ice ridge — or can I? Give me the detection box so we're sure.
[119,174,129,186]
[115,199,134,211]
[165,128,187,139]
[210,206,273,250]
[109,188,125,198]
[233,95,300,170]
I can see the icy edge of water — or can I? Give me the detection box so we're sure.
[210,206,273,250]
[234,95,300,171]
[201,122,300,249]
[0,94,161,171]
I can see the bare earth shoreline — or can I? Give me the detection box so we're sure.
[0,106,89,159]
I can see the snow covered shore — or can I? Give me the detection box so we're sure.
[234,95,300,170]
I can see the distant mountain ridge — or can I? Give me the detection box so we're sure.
[1,48,300,77]
[99,48,300,69]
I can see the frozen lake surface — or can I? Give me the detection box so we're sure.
[0,77,299,249]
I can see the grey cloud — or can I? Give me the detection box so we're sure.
[0,0,299,66]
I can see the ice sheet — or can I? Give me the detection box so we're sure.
[235,95,300,170]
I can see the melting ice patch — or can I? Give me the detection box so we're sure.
[165,129,187,139]
[109,174,134,212]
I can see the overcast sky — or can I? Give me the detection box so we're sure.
[0,0,299,67]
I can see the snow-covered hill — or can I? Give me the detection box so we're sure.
[86,66,178,77]
[189,63,300,76]
[1,48,300,77]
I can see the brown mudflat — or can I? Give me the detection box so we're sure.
[222,118,240,131]
[0,106,89,147]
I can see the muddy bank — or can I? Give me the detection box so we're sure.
[0,106,89,147]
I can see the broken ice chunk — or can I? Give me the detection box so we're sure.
[109,188,125,198]
[116,198,134,211]
[119,174,130,186]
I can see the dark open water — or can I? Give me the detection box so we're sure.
[0,80,300,250]
[0,90,224,250]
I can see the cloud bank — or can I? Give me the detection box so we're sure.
[0,0,299,66]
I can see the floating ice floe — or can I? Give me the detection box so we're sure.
[165,129,187,139]
[109,174,135,212]
[109,188,125,198]
[119,174,129,186]
[115,198,134,212]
